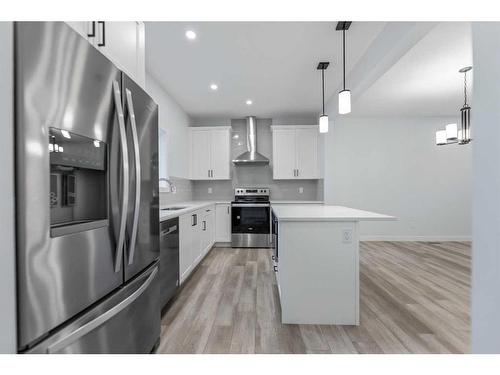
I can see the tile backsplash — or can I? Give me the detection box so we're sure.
[159,176,193,206]
[191,118,324,201]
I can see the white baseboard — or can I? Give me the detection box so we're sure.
[360,235,472,242]
[214,242,232,248]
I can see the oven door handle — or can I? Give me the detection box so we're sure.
[231,203,270,208]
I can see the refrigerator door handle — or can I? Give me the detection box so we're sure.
[125,88,141,266]
[112,80,129,273]
[46,266,158,354]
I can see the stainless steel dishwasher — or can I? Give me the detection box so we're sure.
[159,217,179,309]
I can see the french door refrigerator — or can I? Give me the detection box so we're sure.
[15,22,160,353]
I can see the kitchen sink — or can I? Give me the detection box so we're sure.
[161,206,187,211]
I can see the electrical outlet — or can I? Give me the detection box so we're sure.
[299,187,304,194]
[171,185,177,194]
[208,187,213,194]
[342,229,353,243]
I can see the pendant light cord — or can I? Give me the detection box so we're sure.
[463,71,468,106]
[322,68,325,115]
[343,29,346,91]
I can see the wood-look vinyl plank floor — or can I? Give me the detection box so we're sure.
[158,241,470,354]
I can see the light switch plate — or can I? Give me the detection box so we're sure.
[208,187,213,194]
[299,187,304,194]
[342,229,353,243]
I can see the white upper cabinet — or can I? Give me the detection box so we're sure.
[190,130,212,180]
[210,129,231,179]
[295,128,319,179]
[65,22,146,88]
[189,127,231,180]
[272,125,320,180]
[272,128,296,179]
[65,22,90,39]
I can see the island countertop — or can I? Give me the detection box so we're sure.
[272,204,395,222]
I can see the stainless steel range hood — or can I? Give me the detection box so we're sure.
[232,116,270,165]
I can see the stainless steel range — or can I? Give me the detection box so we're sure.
[231,188,272,248]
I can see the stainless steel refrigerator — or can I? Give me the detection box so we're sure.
[15,22,160,353]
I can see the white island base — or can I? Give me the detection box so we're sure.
[272,205,394,325]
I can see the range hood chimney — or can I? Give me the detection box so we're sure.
[232,116,270,165]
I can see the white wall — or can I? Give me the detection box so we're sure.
[146,73,191,179]
[324,116,472,241]
[471,22,500,354]
[0,21,16,353]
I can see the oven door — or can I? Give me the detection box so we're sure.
[231,203,270,248]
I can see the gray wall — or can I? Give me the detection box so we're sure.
[0,22,16,353]
[192,118,323,201]
[146,75,195,206]
[146,73,191,179]
[159,177,193,206]
[471,22,500,354]
[324,116,472,241]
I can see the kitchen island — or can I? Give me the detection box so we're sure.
[272,205,394,325]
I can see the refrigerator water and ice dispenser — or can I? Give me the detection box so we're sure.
[49,127,108,237]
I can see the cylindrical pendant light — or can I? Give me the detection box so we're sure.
[435,130,447,145]
[435,66,473,147]
[317,62,330,133]
[338,23,351,114]
[446,123,458,141]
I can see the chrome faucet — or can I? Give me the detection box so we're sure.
[159,178,175,192]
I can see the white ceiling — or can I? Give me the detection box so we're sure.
[145,22,386,119]
[353,22,473,116]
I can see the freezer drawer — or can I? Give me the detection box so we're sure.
[25,263,160,354]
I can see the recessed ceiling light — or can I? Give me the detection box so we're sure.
[185,30,196,40]
[210,83,218,91]
[246,100,253,105]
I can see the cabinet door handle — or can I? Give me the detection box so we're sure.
[87,21,96,38]
[297,169,299,177]
[97,21,106,47]
[273,265,278,272]
[227,206,230,214]
[208,169,210,178]
[203,221,206,231]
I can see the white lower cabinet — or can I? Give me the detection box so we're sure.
[215,203,231,242]
[200,207,215,256]
[179,213,195,283]
[178,205,216,284]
